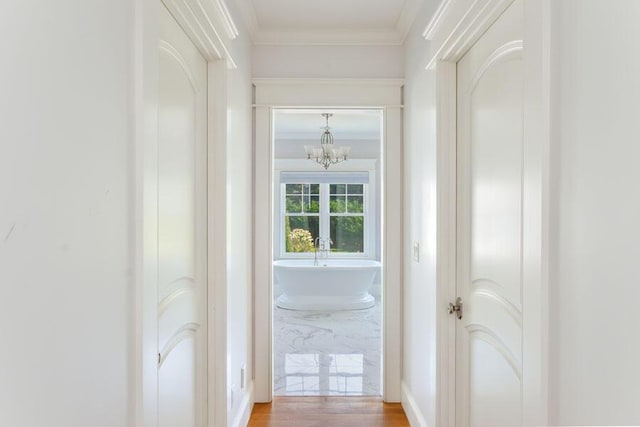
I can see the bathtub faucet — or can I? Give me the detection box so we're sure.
[313,237,333,265]
[314,237,321,266]
[320,238,332,259]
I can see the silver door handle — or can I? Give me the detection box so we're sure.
[447,297,463,319]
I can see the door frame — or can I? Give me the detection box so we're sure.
[133,0,237,426]
[252,78,404,403]
[424,0,551,425]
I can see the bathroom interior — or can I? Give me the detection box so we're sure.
[272,109,383,397]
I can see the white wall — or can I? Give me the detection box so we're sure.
[401,1,439,426]
[548,1,640,424]
[252,45,404,78]
[401,1,640,425]
[0,1,132,426]
[0,2,255,426]
[222,2,255,425]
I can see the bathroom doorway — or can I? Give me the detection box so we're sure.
[271,109,383,397]
[252,78,403,403]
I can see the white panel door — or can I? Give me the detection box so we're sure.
[157,4,207,427]
[456,0,524,426]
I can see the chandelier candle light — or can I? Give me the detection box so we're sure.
[304,113,351,170]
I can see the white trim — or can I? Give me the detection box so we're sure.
[161,0,238,68]
[253,79,403,110]
[253,106,273,402]
[215,0,239,40]
[275,171,375,260]
[435,60,457,427]
[233,0,259,41]
[208,60,229,427]
[423,0,453,40]
[230,381,254,427]
[273,159,378,261]
[424,0,515,70]
[431,0,550,426]
[253,81,403,403]
[396,0,426,42]
[253,78,405,87]
[382,105,403,402]
[401,381,430,427]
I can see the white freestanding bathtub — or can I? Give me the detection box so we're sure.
[274,259,381,310]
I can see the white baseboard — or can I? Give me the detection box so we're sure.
[401,381,430,427]
[231,380,254,427]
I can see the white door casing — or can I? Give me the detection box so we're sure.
[456,0,525,425]
[157,5,208,427]
[252,79,404,402]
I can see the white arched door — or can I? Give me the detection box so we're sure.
[455,0,526,425]
[157,4,208,427]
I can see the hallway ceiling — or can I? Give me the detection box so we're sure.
[235,0,423,45]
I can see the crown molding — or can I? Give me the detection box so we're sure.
[235,0,425,46]
[234,0,259,40]
[251,29,403,46]
[253,78,405,87]
[396,0,425,42]
[215,0,239,40]
[423,0,453,40]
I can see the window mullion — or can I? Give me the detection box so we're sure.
[364,183,369,257]
[321,184,330,244]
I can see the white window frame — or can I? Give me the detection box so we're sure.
[274,159,377,260]
[282,183,322,254]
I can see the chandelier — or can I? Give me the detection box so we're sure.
[304,113,351,170]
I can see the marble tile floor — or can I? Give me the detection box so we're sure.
[273,296,381,397]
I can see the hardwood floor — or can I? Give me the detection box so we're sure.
[248,397,410,427]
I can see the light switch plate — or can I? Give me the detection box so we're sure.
[413,242,420,262]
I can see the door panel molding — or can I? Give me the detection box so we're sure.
[467,40,523,93]
[472,287,523,326]
[467,324,522,379]
[159,282,196,315]
[159,41,202,92]
[159,322,201,367]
